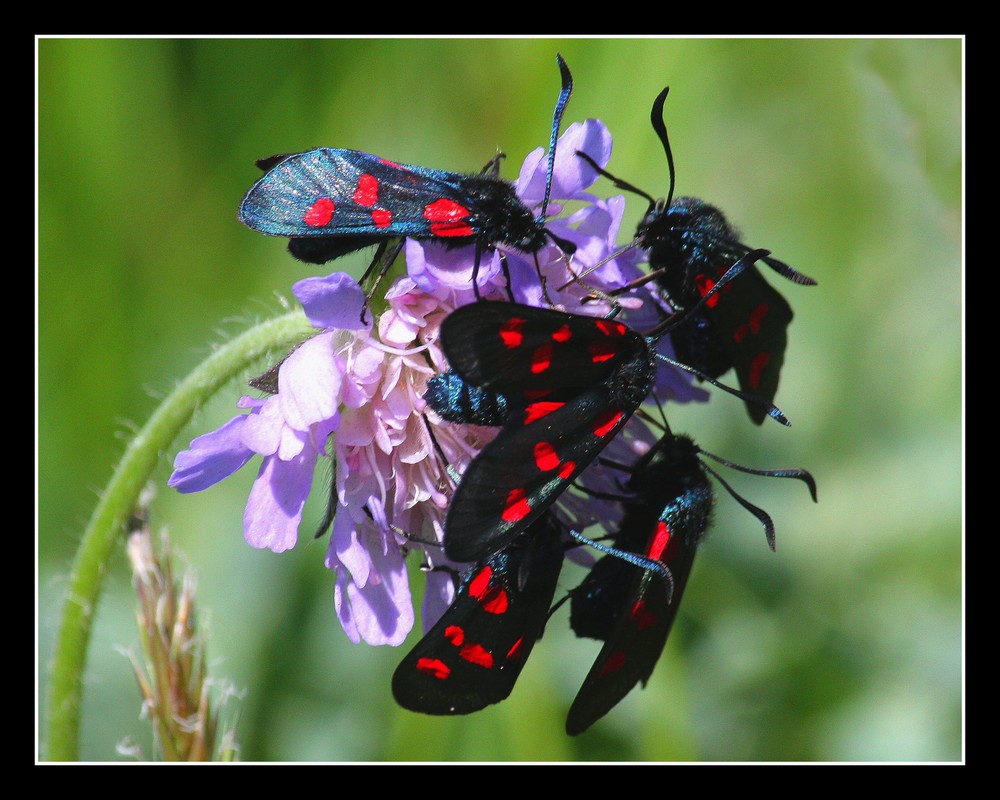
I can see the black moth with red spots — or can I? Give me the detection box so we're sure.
[640,197,803,426]
[238,55,576,294]
[566,433,708,735]
[566,432,817,734]
[240,149,547,264]
[391,514,565,715]
[437,302,656,566]
[577,86,816,424]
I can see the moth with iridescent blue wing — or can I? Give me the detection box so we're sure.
[239,55,576,296]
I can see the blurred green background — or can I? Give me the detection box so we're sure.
[37,37,962,762]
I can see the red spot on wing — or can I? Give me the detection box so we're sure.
[459,643,494,668]
[733,305,769,345]
[696,273,721,308]
[500,317,526,349]
[523,400,565,424]
[353,174,379,207]
[534,441,560,472]
[502,489,531,522]
[532,443,575,479]
[587,340,619,364]
[468,566,493,601]
[630,600,657,631]
[444,625,464,647]
[430,222,476,237]
[749,302,769,334]
[479,586,509,615]
[506,637,525,661]
[648,520,671,561]
[599,651,627,678]
[424,198,475,237]
[415,657,451,680]
[749,352,770,389]
[595,319,626,337]
[552,324,573,342]
[531,344,553,373]
[371,208,392,228]
[378,158,404,169]
[593,409,624,438]
[304,197,335,227]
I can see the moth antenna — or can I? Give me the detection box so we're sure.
[575,150,657,207]
[649,86,676,210]
[568,528,675,604]
[696,447,818,503]
[654,352,791,426]
[539,53,574,222]
[751,246,817,286]
[388,521,444,549]
[555,234,645,292]
[699,460,778,551]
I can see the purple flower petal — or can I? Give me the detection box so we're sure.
[516,120,611,205]
[504,251,546,307]
[404,239,500,296]
[327,510,414,645]
[240,395,287,457]
[337,405,377,448]
[278,331,343,433]
[331,505,373,586]
[339,342,385,408]
[548,119,613,199]
[333,569,361,643]
[341,547,413,646]
[421,568,457,633]
[243,445,318,552]
[168,415,255,493]
[514,145,546,206]
[293,272,371,330]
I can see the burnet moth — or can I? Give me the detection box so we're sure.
[437,303,655,565]
[389,492,675,716]
[564,431,816,735]
[239,56,577,299]
[391,512,566,715]
[575,87,817,424]
[432,298,788,567]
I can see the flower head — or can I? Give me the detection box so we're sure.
[169,118,706,647]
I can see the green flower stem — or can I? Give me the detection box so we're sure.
[45,310,314,762]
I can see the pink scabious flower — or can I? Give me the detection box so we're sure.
[170,272,482,645]
[169,118,708,647]
[325,276,492,645]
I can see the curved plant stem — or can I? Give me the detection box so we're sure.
[45,311,313,761]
